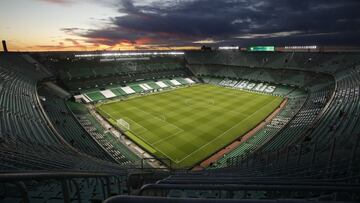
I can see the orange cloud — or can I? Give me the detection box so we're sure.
[135,37,153,45]
[22,37,199,52]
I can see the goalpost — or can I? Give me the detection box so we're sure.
[117,118,130,131]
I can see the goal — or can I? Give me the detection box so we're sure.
[117,118,130,131]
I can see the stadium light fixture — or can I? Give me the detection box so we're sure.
[284,45,317,49]
[75,51,185,58]
[218,46,239,50]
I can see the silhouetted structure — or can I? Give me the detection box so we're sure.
[2,40,8,52]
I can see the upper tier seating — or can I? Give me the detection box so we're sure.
[185,51,360,73]
[49,57,192,92]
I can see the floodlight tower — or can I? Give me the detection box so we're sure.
[2,40,8,52]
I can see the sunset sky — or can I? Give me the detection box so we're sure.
[1,0,360,51]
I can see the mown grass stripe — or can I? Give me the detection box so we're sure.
[96,84,283,168]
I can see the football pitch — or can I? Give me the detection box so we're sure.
[96,84,283,168]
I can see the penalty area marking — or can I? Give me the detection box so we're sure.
[113,105,184,163]
[130,105,185,146]
[100,111,177,164]
[122,117,149,135]
[100,108,149,135]
[112,113,179,164]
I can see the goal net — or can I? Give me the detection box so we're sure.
[117,118,130,131]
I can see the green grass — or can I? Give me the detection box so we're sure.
[96,84,283,168]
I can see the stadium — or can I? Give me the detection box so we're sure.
[1,0,360,202]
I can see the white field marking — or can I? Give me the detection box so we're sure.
[227,109,250,117]
[126,105,187,162]
[138,98,249,147]
[130,105,184,133]
[176,97,280,163]
[151,128,184,145]
[125,120,178,163]
[150,143,178,163]
[109,105,185,163]
[123,120,179,163]
[102,85,276,164]
[122,117,149,135]
[101,108,148,134]
[103,103,179,163]
[122,115,180,163]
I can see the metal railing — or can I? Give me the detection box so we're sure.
[0,171,125,203]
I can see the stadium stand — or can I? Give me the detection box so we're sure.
[66,101,141,165]
[78,77,196,103]
[1,51,360,202]
[184,52,359,176]
[38,86,115,161]
[50,56,192,92]
[0,53,133,202]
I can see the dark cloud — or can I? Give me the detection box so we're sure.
[67,0,360,47]
[60,27,86,35]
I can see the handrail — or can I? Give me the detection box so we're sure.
[105,195,354,203]
[157,179,360,187]
[167,174,360,182]
[0,170,124,203]
[139,183,360,196]
[219,150,357,178]
[0,171,121,182]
